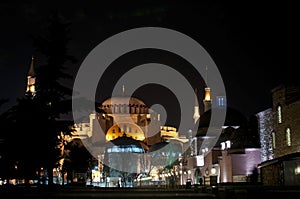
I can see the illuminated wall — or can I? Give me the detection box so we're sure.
[256,108,275,162]
[257,85,300,186]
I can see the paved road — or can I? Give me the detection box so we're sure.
[0,186,216,199]
[1,185,300,199]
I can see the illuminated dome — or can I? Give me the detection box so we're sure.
[106,136,146,153]
[106,122,145,141]
[99,96,149,114]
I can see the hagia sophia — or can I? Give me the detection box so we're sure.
[73,87,194,187]
[14,55,300,187]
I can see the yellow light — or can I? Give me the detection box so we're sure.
[30,85,35,93]
[295,166,300,175]
[204,87,211,101]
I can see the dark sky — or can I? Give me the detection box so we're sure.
[0,1,298,122]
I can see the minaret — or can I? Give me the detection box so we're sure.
[203,66,212,112]
[193,88,200,124]
[122,84,125,96]
[25,56,36,98]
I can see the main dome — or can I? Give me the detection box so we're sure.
[99,96,149,114]
[102,96,146,106]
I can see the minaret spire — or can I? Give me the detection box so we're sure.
[205,65,208,85]
[193,88,200,124]
[28,55,35,77]
[25,55,36,98]
[122,84,125,96]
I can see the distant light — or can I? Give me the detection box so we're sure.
[295,166,300,175]
[221,142,226,150]
[226,140,231,149]
[211,167,216,175]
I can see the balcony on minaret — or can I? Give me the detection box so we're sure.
[25,56,36,97]
[27,78,35,92]
[203,87,212,113]
[193,105,200,124]
[204,87,211,102]
[193,89,200,124]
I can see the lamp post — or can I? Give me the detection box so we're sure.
[210,167,217,186]
[179,162,183,186]
[211,167,216,175]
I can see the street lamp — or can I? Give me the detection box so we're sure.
[179,162,183,186]
[210,167,218,187]
[211,167,216,175]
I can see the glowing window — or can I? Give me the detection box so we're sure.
[286,128,291,146]
[216,96,226,107]
[221,142,226,150]
[226,140,231,149]
[277,105,282,124]
[272,132,276,149]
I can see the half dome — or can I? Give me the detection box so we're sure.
[106,122,145,141]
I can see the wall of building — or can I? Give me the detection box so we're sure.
[272,86,300,158]
[231,149,261,181]
[219,150,232,183]
[257,85,300,186]
[257,108,275,162]
[260,162,281,186]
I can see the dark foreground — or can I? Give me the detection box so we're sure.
[1,184,300,199]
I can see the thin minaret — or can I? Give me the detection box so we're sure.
[25,55,36,98]
[203,66,212,112]
[193,88,200,124]
[122,84,125,96]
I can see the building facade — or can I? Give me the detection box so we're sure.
[257,85,300,186]
[75,93,187,187]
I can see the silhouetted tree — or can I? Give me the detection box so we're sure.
[3,12,77,185]
[30,12,77,185]
[0,99,14,179]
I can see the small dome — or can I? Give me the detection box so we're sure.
[106,136,146,153]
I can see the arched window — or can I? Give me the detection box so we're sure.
[277,105,282,124]
[286,128,291,146]
[272,131,276,149]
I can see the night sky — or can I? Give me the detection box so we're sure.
[0,1,298,124]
